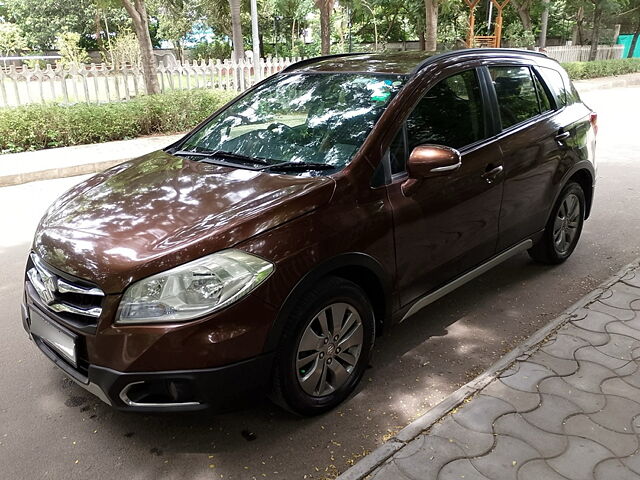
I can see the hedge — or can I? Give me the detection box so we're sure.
[1,59,639,154]
[0,88,236,154]
[561,58,640,80]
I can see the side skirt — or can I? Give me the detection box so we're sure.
[400,239,533,323]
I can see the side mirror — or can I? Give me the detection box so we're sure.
[402,145,462,196]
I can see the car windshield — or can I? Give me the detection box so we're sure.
[178,72,406,170]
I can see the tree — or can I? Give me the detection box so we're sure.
[0,23,27,64]
[229,0,244,61]
[510,0,534,35]
[424,0,438,50]
[121,0,160,94]
[315,0,334,54]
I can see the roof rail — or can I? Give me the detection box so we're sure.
[410,48,549,75]
[281,52,371,73]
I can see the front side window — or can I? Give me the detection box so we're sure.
[180,73,405,170]
[489,66,540,129]
[406,69,485,152]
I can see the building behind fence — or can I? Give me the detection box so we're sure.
[0,44,625,108]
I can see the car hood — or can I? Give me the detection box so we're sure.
[33,151,335,293]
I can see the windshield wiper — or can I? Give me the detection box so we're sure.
[172,149,270,166]
[262,161,337,172]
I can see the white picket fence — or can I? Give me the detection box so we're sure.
[543,45,624,63]
[0,57,301,108]
[0,46,627,108]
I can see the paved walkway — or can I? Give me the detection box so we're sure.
[0,133,183,186]
[340,261,640,480]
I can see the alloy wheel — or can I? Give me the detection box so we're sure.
[553,193,581,255]
[295,302,364,397]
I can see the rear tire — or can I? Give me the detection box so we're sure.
[528,182,585,264]
[270,276,375,416]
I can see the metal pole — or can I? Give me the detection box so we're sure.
[250,0,261,80]
[487,0,493,35]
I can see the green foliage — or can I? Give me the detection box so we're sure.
[191,40,233,62]
[0,89,236,154]
[0,22,27,57]
[56,31,89,67]
[562,58,640,79]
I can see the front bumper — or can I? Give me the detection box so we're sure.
[22,303,275,412]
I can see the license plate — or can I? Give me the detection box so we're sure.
[29,309,77,367]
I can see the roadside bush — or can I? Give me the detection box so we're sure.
[0,89,236,154]
[561,58,640,80]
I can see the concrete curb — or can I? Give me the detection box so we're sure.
[0,159,125,187]
[336,258,640,480]
[573,72,640,92]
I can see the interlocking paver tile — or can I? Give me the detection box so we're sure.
[481,381,541,413]
[561,324,610,346]
[562,360,618,394]
[499,361,556,393]
[538,375,606,413]
[621,270,640,288]
[590,300,636,321]
[526,350,579,376]
[575,344,631,370]
[601,377,640,400]
[546,436,613,480]
[450,395,514,434]
[597,330,640,360]
[600,283,640,310]
[563,413,639,457]
[622,452,640,476]
[469,434,539,480]
[593,458,640,480]
[392,434,465,480]
[571,309,618,333]
[588,395,640,433]
[606,321,640,345]
[430,417,495,458]
[517,459,573,480]
[437,458,492,480]
[540,334,591,360]
[494,413,567,458]
[521,392,582,434]
[369,460,411,480]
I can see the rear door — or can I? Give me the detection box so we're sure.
[485,64,567,250]
[385,67,504,307]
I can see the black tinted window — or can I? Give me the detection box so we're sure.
[406,69,485,151]
[533,72,552,112]
[389,128,406,174]
[489,66,540,129]
[538,67,567,107]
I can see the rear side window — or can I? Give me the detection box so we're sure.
[532,73,552,112]
[489,66,540,129]
[406,69,485,151]
[538,67,568,107]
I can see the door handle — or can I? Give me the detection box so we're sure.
[482,165,503,183]
[555,131,571,142]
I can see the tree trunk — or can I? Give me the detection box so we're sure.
[229,0,244,63]
[539,0,550,48]
[572,6,584,45]
[589,1,603,61]
[121,0,160,95]
[316,0,334,55]
[628,18,640,58]
[94,11,105,55]
[424,0,438,51]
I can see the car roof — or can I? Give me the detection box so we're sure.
[284,48,552,76]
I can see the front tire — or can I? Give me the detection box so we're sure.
[528,182,585,264]
[270,276,375,416]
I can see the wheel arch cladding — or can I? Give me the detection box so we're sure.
[568,169,594,219]
[263,253,391,353]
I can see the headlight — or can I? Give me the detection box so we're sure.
[116,250,273,324]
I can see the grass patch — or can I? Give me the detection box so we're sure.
[561,58,640,80]
[0,88,236,154]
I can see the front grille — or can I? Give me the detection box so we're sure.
[26,253,104,332]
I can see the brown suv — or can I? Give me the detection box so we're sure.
[22,49,596,415]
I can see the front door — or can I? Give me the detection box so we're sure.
[386,68,504,307]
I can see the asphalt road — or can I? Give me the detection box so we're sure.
[1,86,638,480]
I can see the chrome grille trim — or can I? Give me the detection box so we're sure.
[27,253,104,320]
